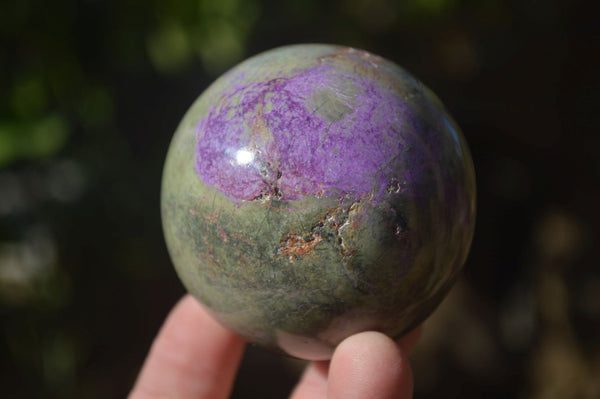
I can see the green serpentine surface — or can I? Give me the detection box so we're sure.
[161,44,476,360]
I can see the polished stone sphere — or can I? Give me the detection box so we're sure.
[161,44,476,360]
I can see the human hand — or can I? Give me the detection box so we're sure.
[129,295,422,399]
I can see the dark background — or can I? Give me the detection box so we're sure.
[1,0,598,398]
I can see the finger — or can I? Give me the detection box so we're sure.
[397,325,424,356]
[129,295,245,399]
[289,360,329,399]
[290,326,423,399]
[328,331,413,399]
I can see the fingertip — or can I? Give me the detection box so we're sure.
[129,294,245,399]
[329,331,413,399]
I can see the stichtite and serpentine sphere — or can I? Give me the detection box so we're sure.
[161,44,476,360]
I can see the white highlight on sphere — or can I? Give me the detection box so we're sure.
[235,148,254,165]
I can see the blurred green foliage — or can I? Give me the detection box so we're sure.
[0,0,260,168]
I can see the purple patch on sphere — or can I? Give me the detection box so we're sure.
[195,63,412,201]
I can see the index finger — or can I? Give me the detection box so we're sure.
[129,295,245,399]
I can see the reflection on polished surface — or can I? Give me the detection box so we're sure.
[234,148,255,166]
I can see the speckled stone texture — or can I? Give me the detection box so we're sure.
[161,44,476,360]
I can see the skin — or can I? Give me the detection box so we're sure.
[129,294,422,399]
